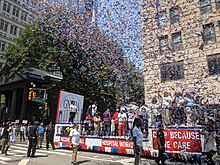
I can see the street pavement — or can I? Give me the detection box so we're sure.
[0,139,220,165]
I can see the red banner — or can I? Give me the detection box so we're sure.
[102,139,133,149]
[60,136,85,145]
[152,129,202,152]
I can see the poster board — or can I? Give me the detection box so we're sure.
[56,90,84,123]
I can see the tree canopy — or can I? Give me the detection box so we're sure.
[2,0,144,108]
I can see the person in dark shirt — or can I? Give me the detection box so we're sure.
[27,121,39,158]
[155,124,166,165]
[1,123,11,156]
[46,122,55,150]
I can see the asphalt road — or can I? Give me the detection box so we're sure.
[0,139,219,165]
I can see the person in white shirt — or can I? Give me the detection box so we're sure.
[91,102,97,117]
[10,124,16,143]
[162,92,172,126]
[20,124,25,142]
[69,124,80,165]
[69,101,78,123]
[132,118,143,165]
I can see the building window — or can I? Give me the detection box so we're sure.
[3,2,11,13]
[21,11,28,21]
[12,7,20,17]
[170,6,180,24]
[171,31,182,50]
[159,35,169,54]
[158,10,167,28]
[217,0,220,10]
[200,0,211,14]
[0,20,9,32]
[0,40,6,51]
[160,61,184,82]
[203,23,216,44]
[207,54,220,75]
[10,25,17,35]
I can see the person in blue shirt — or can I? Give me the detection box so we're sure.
[37,123,45,149]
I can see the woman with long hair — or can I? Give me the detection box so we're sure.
[132,118,143,165]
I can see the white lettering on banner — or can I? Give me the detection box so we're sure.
[85,138,102,146]
[165,141,171,149]
[152,131,167,138]
[102,140,119,147]
[170,131,199,140]
[173,142,191,150]
[60,136,69,142]
[119,141,133,148]
[79,138,85,144]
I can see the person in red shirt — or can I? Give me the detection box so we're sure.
[112,109,119,136]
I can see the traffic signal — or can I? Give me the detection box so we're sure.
[45,103,48,109]
[28,91,33,100]
[32,92,37,99]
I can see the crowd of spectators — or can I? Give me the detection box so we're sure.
[77,89,220,137]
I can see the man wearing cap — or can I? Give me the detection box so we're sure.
[27,121,39,158]
[155,124,166,165]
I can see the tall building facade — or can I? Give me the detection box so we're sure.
[142,0,220,104]
[0,0,33,66]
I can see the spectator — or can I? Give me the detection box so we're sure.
[10,123,16,143]
[20,124,26,142]
[1,123,11,156]
[112,109,119,136]
[111,118,115,136]
[27,121,39,158]
[155,124,166,165]
[200,117,217,164]
[69,124,80,165]
[46,122,55,150]
[37,123,45,148]
[132,118,143,165]
[184,91,194,126]
[91,102,97,117]
[151,97,161,126]
[118,108,127,136]
[94,112,101,135]
[69,101,78,123]
[172,91,184,125]
[162,92,172,126]
[86,105,92,116]
[84,113,94,135]
[139,107,148,138]
[103,109,111,136]
[127,109,134,131]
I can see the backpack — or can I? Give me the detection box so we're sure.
[38,126,45,136]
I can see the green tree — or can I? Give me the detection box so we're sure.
[2,1,144,108]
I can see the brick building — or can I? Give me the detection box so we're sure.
[141,0,220,104]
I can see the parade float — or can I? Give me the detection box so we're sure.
[53,90,208,162]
